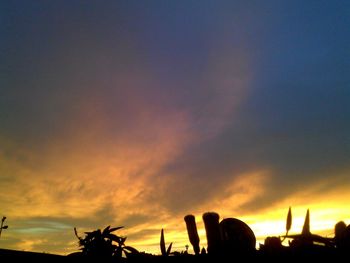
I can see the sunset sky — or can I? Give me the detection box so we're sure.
[0,0,349,255]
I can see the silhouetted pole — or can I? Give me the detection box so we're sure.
[202,212,221,254]
[184,215,200,255]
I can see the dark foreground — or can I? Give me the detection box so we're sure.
[0,247,346,263]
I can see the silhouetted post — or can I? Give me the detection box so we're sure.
[202,212,221,254]
[184,215,200,255]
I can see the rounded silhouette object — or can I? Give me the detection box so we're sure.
[335,221,346,238]
[220,218,256,253]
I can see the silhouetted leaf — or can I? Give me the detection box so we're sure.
[120,237,127,245]
[166,242,173,256]
[108,233,122,243]
[286,207,292,232]
[115,247,122,258]
[74,227,83,241]
[160,229,166,256]
[302,209,310,236]
[102,225,111,235]
[2,226,8,229]
[124,246,139,254]
[109,226,124,233]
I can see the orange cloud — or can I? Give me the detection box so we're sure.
[5,42,332,255]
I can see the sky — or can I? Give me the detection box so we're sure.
[0,0,349,255]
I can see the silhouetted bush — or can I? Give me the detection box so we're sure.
[74,226,138,259]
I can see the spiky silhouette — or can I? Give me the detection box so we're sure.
[160,229,172,256]
[281,208,333,247]
[74,226,138,258]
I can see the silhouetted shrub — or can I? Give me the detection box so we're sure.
[264,236,282,251]
[74,226,138,259]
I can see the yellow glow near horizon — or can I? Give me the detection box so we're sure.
[2,198,350,255]
[2,166,350,255]
[1,131,350,255]
[125,206,350,255]
[124,181,350,255]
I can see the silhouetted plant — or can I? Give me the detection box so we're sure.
[74,226,138,258]
[334,221,350,251]
[184,215,200,255]
[0,216,8,238]
[263,236,283,252]
[202,212,221,254]
[184,244,189,254]
[160,228,172,256]
[278,208,334,248]
[286,207,292,234]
